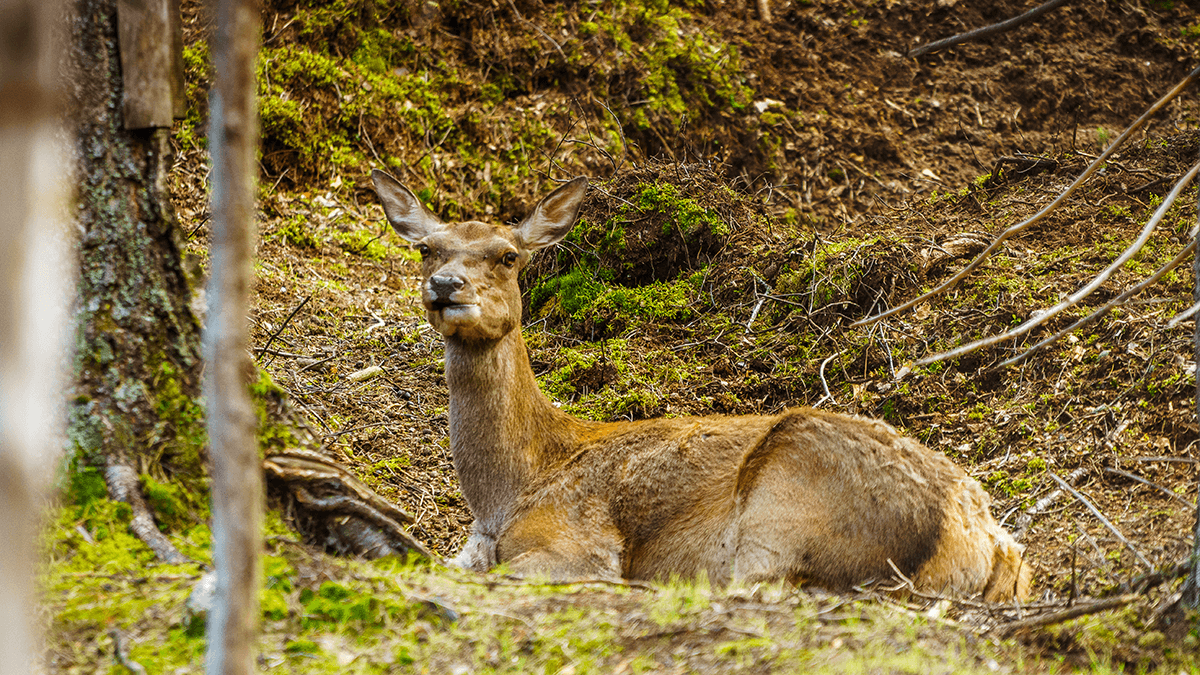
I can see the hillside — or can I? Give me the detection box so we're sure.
[43,0,1200,672]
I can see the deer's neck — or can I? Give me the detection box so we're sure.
[443,330,579,533]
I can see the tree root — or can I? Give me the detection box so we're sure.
[104,460,188,565]
[264,451,437,561]
[109,628,147,675]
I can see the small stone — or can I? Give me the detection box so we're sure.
[186,571,217,617]
[347,365,384,382]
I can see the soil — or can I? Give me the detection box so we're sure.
[168,0,1200,669]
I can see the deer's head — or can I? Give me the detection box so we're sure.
[372,170,588,342]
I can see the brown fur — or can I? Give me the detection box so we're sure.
[371,170,1032,601]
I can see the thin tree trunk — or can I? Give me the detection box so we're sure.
[204,0,263,671]
[1184,148,1200,610]
[0,0,70,671]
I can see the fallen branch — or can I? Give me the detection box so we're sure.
[908,0,1076,58]
[853,65,1200,330]
[996,593,1140,635]
[1001,234,1198,367]
[1048,472,1153,572]
[1104,467,1196,510]
[1131,456,1198,465]
[264,452,435,560]
[919,159,1200,367]
[1167,299,1200,328]
[1010,467,1087,541]
[755,0,771,22]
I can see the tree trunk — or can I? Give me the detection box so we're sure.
[1183,148,1200,610]
[204,0,263,671]
[67,0,202,562]
[0,0,70,671]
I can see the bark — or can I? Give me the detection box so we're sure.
[204,0,263,671]
[0,0,70,671]
[67,0,201,561]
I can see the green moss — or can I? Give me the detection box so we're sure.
[174,41,211,153]
[250,369,299,454]
[42,495,1060,673]
[568,216,628,255]
[149,361,208,482]
[140,473,201,533]
[534,261,703,332]
[588,272,702,323]
[330,228,397,261]
[257,41,459,180]
[587,0,751,129]
[275,215,319,249]
[532,264,606,318]
[62,452,107,508]
[631,182,723,237]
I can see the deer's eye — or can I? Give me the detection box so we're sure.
[416,244,431,260]
[501,251,519,268]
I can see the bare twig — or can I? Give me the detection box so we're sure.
[996,593,1140,635]
[815,351,842,407]
[1010,466,1087,540]
[594,98,628,177]
[1104,467,1196,509]
[1048,472,1153,572]
[260,295,311,367]
[853,65,1200,329]
[506,0,565,59]
[921,158,1200,367]
[1167,299,1200,328]
[886,558,916,590]
[1001,235,1198,367]
[908,0,1076,58]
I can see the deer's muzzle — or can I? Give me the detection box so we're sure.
[429,274,466,310]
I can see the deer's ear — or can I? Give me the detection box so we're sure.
[371,169,443,242]
[514,177,588,250]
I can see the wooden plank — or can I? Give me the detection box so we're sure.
[117,0,175,128]
[169,0,185,119]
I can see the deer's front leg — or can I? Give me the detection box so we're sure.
[448,525,498,572]
[497,503,623,581]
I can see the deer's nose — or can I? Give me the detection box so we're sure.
[429,274,464,301]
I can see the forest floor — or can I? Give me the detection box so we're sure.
[42,0,1200,672]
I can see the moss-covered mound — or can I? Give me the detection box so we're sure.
[521,160,769,332]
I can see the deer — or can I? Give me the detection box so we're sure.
[370,169,1032,602]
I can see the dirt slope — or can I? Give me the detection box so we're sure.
[167,0,1200,670]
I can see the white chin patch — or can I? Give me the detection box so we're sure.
[433,304,482,333]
